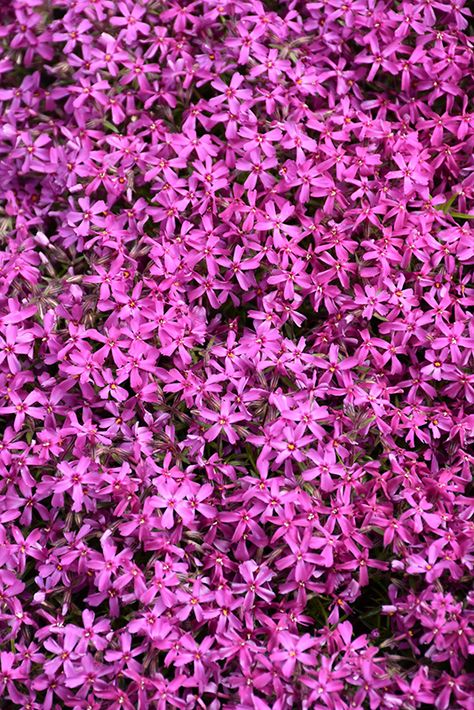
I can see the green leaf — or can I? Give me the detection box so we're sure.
[443,192,459,212]
[103,120,120,133]
[449,211,474,219]
[434,192,459,213]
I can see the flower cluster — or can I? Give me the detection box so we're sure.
[0,0,473,708]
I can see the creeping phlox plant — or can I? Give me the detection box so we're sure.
[0,0,473,708]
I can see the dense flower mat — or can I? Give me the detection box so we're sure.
[0,0,473,708]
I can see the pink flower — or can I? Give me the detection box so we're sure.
[0,0,472,706]
[271,632,315,677]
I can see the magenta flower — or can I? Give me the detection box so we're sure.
[199,396,244,444]
[270,631,315,677]
[54,458,101,512]
[0,325,34,373]
[0,0,472,707]
[233,561,274,610]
